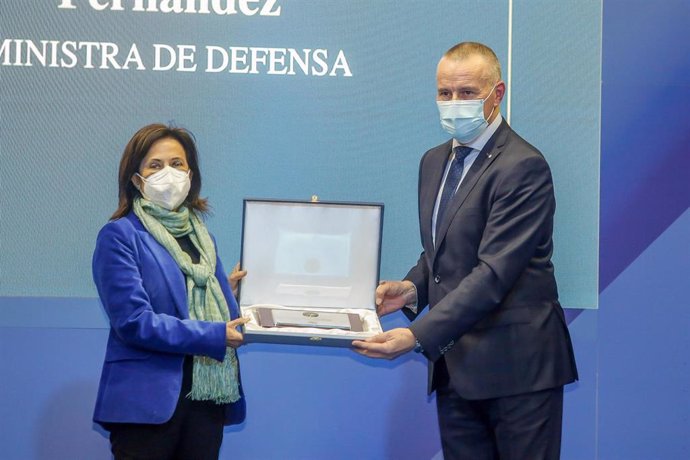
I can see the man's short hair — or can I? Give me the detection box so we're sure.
[444,42,502,83]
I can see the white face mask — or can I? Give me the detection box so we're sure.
[437,84,497,144]
[136,166,191,210]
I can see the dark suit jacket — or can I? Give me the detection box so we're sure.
[406,120,578,400]
[92,211,246,427]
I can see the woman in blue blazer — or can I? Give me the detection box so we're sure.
[92,124,248,460]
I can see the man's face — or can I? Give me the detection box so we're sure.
[436,55,504,122]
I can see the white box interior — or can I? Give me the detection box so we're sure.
[242,305,382,339]
[239,200,383,339]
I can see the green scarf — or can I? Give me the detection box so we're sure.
[133,197,240,404]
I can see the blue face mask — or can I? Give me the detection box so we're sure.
[437,84,497,144]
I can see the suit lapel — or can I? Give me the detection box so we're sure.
[434,122,510,251]
[128,213,189,318]
[421,140,453,253]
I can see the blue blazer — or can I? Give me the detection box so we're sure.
[406,120,577,399]
[92,211,246,427]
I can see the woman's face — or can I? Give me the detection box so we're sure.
[131,137,190,187]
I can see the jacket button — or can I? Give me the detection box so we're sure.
[434,275,441,284]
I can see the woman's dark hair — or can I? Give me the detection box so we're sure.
[111,123,208,219]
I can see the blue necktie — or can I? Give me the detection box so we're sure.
[435,146,474,238]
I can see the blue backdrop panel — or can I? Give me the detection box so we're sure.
[560,309,598,459]
[599,0,690,292]
[0,320,441,460]
[511,0,601,309]
[594,1,690,458]
[598,210,690,459]
[0,328,109,459]
[1,0,598,312]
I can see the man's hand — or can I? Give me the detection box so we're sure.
[375,280,417,316]
[351,328,416,360]
[226,317,250,348]
[228,263,247,298]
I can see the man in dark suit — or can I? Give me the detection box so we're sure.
[352,42,578,459]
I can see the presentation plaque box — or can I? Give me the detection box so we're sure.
[238,198,384,347]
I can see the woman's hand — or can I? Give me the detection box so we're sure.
[228,263,247,298]
[226,317,250,348]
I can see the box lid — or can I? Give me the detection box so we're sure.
[238,199,383,311]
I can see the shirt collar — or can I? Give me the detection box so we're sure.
[452,114,504,152]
